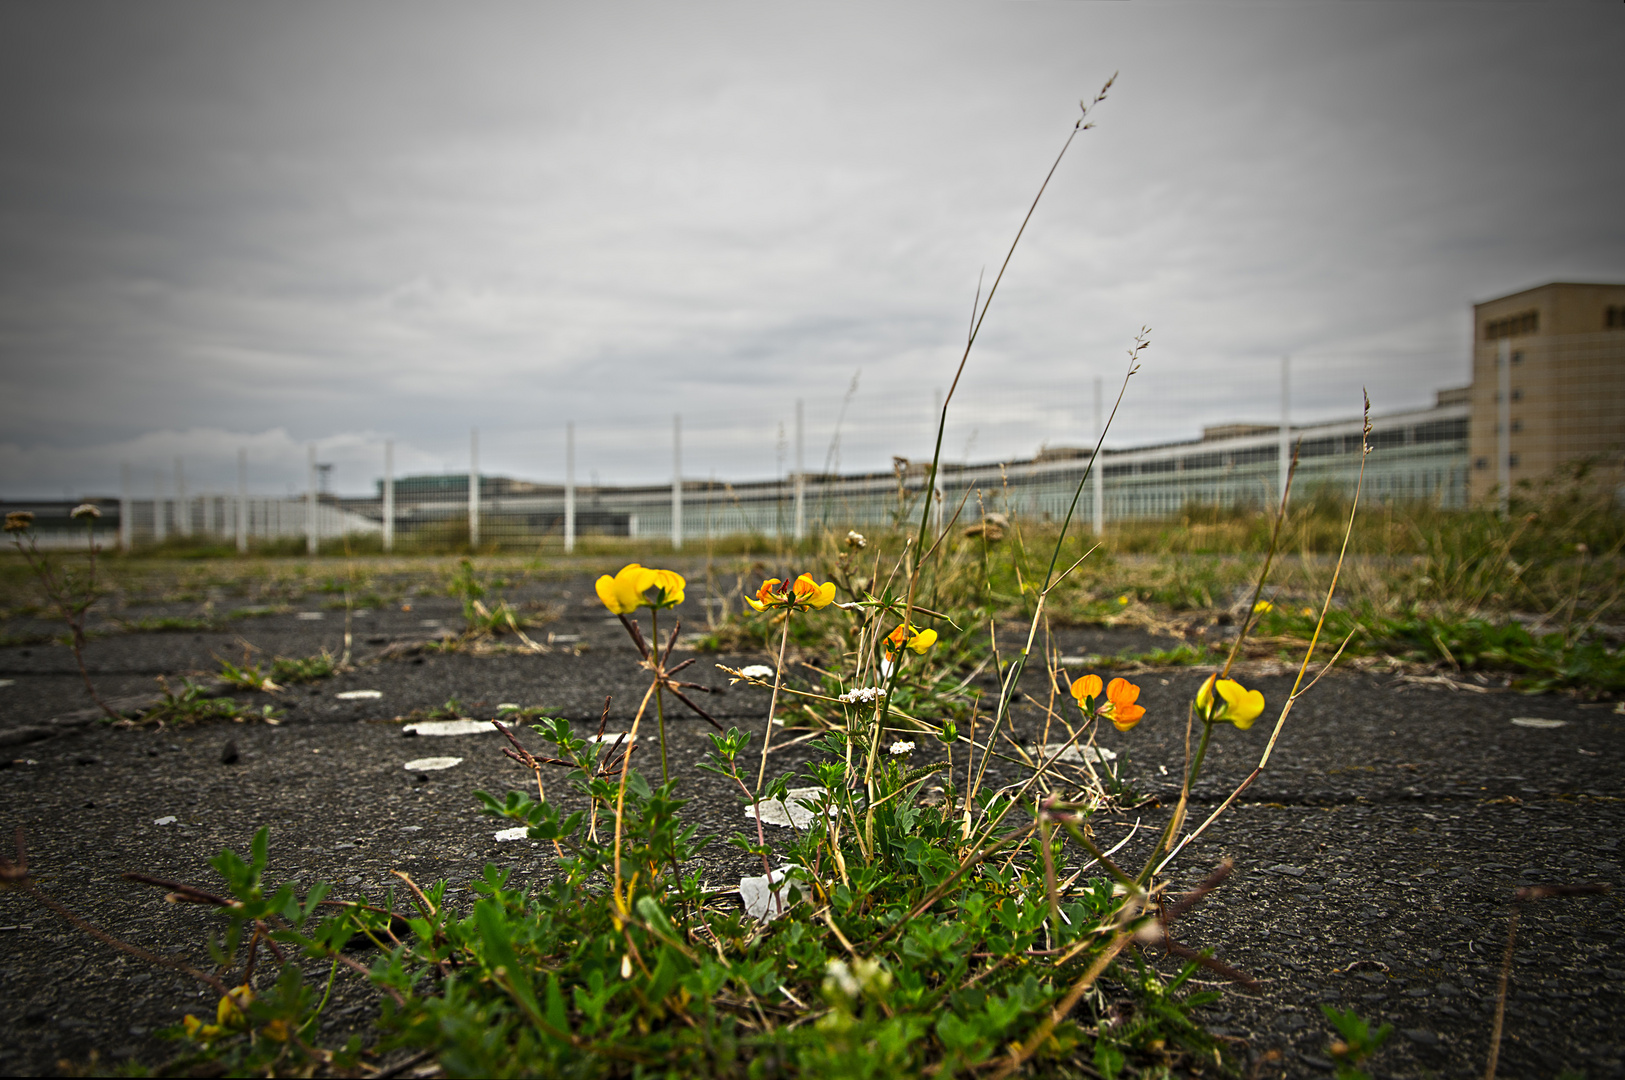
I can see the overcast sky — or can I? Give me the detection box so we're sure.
[2,2,1621,499]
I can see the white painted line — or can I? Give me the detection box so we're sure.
[403,719,501,737]
[404,757,463,771]
[1511,717,1567,729]
[745,787,830,829]
[336,690,383,700]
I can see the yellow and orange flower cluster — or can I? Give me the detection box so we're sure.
[1069,673,1146,732]
[595,564,686,614]
[746,573,836,613]
[882,622,938,662]
[1195,673,1265,729]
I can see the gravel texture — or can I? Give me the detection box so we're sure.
[1,565,1621,1078]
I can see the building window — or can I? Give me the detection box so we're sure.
[1607,305,1625,330]
[1485,310,1539,340]
[1474,457,1488,470]
[1509,454,1520,468]
[1511,351,1523,364]
[1511,388,1522,402]
[1511,419,1522,433]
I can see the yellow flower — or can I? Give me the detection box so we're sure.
[746,573,836,612]
[1070,674,1146,731]
[1195,673,1265,730]
[643,567,685,609]
[594,564,686,613]
[217,984,254,1029]
[182,1014,222,1041]
[1253,600,1273,613]
[883,622,937,661]
[1116,595,1130,606]
[596,564,649,614]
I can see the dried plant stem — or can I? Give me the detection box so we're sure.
[21,881,229,996]
[990,928,1133,1080]
[611,680,659,915]
[755,614,793,794]
[1153,398,1374,877]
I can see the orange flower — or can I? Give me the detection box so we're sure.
[746,573,836,612]
[1070,673,1146,731]
[1101,677,1145,731]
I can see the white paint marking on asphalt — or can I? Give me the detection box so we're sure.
[1511,717,1567,729]
[404,757,463,772]
[494,826,530,842]
[154,816,177,825]
[295,611,325,620]
[745,787,830,829]
[740,865,808,922]
[336,690,383,700]
[402,719,504,737]
[0,679,13,688]
[1041,742,1117,764]
[586,733,636,748]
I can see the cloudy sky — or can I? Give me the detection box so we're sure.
[2,2,1621,499]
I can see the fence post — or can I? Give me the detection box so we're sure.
[793,399,805,541]
[671,413,683,551]
[564,422,576,553]
[306,444,318,555]
[236,449,248,553]
[469,427,480,549]
[383,439,395,553]
[174,457,189,537]
[1278,355,1291,506]
[119,462,132,553]
[1092,376,1105,536]
[153,471,167,544]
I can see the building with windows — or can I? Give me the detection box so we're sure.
[1468,282,1625,503]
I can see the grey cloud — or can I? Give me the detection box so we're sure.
[1,3,1621,497]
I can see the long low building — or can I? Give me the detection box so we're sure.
[10,281,1619,549]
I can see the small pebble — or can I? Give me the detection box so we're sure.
[220,740,240,765]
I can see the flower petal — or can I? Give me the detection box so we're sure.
[1109,703,1146,731]
[909,628,937,653]
[645,568,686,607]
[1070,674,1103,703]
[1195,673,1218,716]
[596,572,640,614]
[1106,677,1140,709]
[1216,679,1265,728]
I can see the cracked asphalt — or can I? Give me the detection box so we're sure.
[1,560,1621,1078]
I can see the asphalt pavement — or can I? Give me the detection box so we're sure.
[1,567,1621,1078]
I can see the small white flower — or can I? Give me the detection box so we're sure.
[70,503,102,519]
[837,687,882,704]
[740,664,774,679]
[888,740,915,756]
[825,959,860,998]
[845,530,868,550]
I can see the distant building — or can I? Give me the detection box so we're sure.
[376,474,554,502]
[1468,282,1625,503]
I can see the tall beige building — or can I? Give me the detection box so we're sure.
[1467,282,1625,504]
